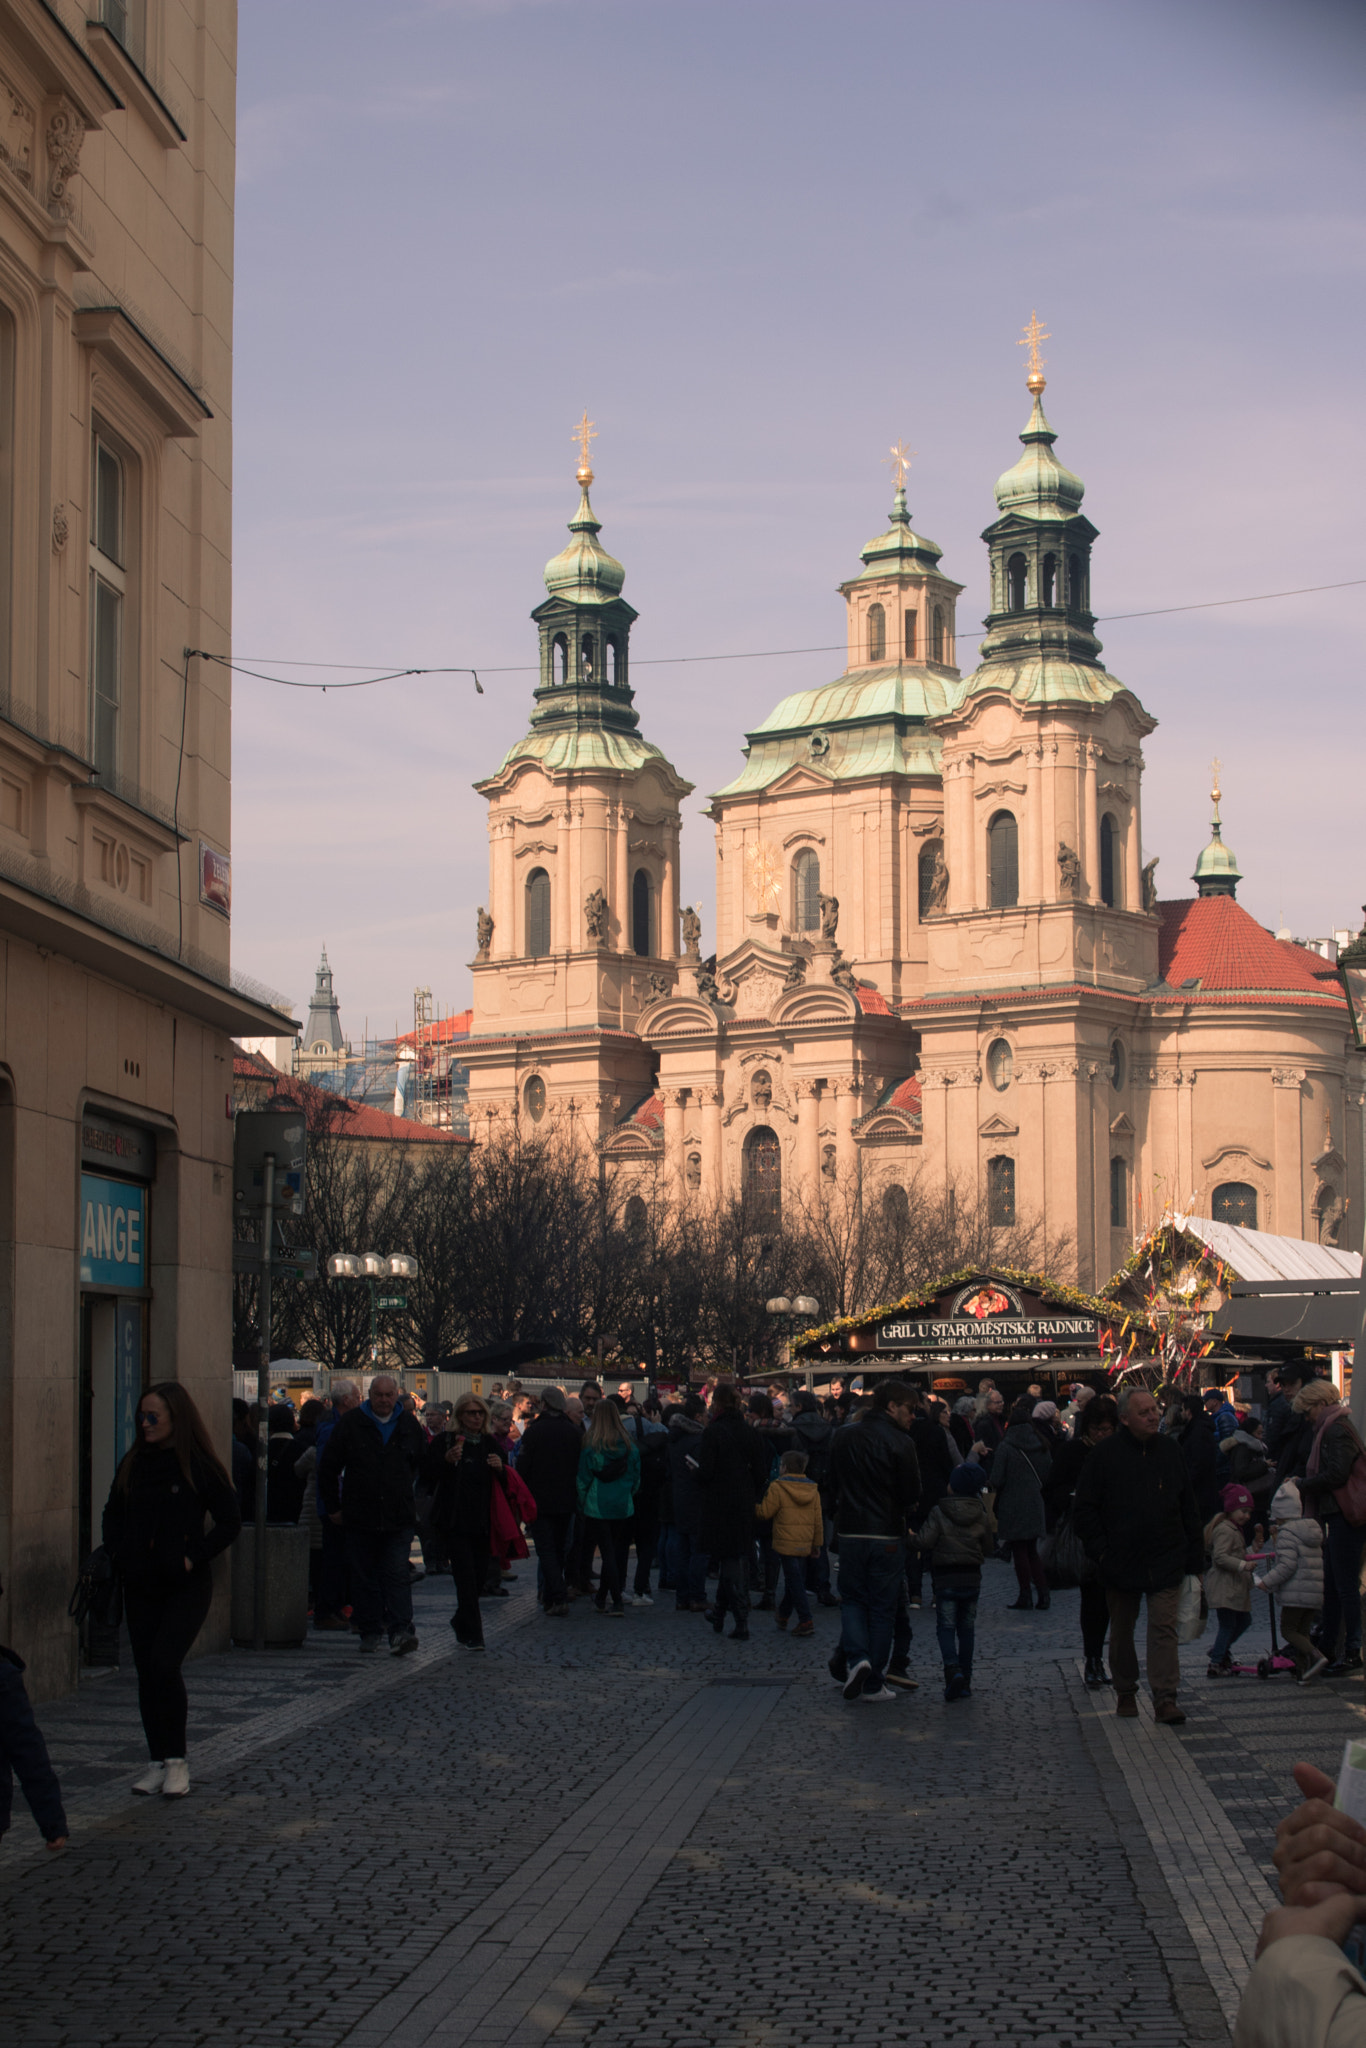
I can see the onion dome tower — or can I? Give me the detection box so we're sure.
[1192,763,1243,898]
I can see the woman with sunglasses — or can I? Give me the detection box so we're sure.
[425,1395,503,1649]
[102,1382,240,1797]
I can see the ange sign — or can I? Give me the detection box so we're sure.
[79,1173,147,1289]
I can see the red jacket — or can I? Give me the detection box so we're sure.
[489,1463,536,1561]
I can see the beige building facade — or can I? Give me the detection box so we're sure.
[466,385,1364,1297]
[0,1,291,1696]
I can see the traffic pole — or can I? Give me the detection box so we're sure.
[253,1153,275,1652]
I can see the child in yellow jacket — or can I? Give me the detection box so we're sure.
[756,1449,824,1637]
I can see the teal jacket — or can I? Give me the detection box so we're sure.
[577,1438,640,1521]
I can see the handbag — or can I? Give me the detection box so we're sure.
[1307,1410,1366,1529]
[1041,1507,1095,1589]
[1175,1572,1204,1643]
[68,1545,123,1631]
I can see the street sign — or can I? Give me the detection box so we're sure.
[232,1240,317,1280]
[377,1293,408,1311]
[233,1110,307,1216]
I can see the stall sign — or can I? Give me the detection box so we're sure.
[79,1174,148,1290]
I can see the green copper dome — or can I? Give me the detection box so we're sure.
[994,392,1085,521]
[850,486,944,580]
[1193,797,1242,899]
[543,484,625,605]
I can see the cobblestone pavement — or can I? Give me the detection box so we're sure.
[4,1560,1364,2048]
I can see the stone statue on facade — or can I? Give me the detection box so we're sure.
[821,1143,837,1180]
[475,907,494,960]
[818,892,839,940]
[927,847,949,914]
[751,1071,773,1111]
[681,903,702,957]
[1141,855,1160,913]
[685,1151,702,1192]
[646,971,671,1001]
[783,954,807,991]
[585,887,608,943]
[1057,842,1083,897]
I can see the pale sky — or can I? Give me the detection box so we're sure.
[230,0,1366,1033]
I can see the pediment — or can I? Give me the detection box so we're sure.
[773,987,858,1026]
[978,1113,1019,1139]
[1202,1142,1272,1173]
[637,995,721,1035]
[1109,1112,1135,1138]
[766,765,835,796]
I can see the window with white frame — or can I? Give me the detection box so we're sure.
[89,433,126,776]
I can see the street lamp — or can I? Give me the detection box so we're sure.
[327,1250,420,1367]
[766,1294,821,1389]
[1336,910,1366,1052]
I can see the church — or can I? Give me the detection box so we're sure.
[462,363,1363,1290]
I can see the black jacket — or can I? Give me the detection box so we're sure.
[909,1414,956,1515]
[1177,1411,1221,1518]
[515,1412,583,1518]
[1072,1427,1204,1592]
[317,1406,426,1533]
[1274,1411,1316,1489]
[830,1410,921,1540]
[103,1448,241,1591]
[266,1431,306,1523]
[790,1408,835,1492]
[1302,1412,1364,1522]
[666,1415,707,1537]
[697,1411,770,1556]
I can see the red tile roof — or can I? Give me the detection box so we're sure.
[885,1075,922,1113]
[235,1069,467,1144]
[624,1092,664,1130]
[1156,898,1347,1007]
[233,1049,281,1081]
[855,986,893,1016]
[393,1009,473,1050]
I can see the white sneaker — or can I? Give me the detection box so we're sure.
[1300,1655,1330,1684]
[162,1758,190,1797]
[131,1762,166,1796]
[626,1593,654,1606]
[842,1658,871,1701]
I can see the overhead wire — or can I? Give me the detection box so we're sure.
[198,576,1366,693]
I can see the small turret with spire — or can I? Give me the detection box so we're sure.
[1193,759,1243,898]
[528,414,642,736]
[838,439,963,670]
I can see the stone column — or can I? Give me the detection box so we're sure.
[834,1077,858,1181]
[701,1086,723,1200]
[556,801,572,950]
[614,801,631,952]
[662,1087,685,1197]
[492,817,515,957]
[1272,1069,1305,1235]
[660,825,678,958]
[1124,788,1142,913]
[1024,743,1043,903]
[947,758,971,914]
[1042,738,1058,901]
[1083,742,1099,902]
[796,1079,820,1198]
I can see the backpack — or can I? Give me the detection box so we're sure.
[594,1448,632,1485]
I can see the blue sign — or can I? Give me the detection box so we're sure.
[79,1174,147,1289]
[115,1299,142,1460]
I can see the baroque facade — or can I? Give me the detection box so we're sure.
[0,3,291,1694]
[464,373,1365,1292]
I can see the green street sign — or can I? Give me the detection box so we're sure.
[376,1293,408,1311]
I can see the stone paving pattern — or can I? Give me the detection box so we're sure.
[3,1561,1364,2048]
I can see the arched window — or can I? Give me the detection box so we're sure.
[580,633,594,681]
[988,811,1019,909]
[525,868,551,957]
[792,847,821,931]
[624,1193,648,1240]
[1110,1156,1127,1229]
[1100,813,1119,908]
[1007,554,1027,611]
[867,602,886,662]
[1109,1040,1126,1091]
[631,868,651,956]
[1068,552,1086,611]
[606,635,620,686]
[882,1183,909,1226]
[904,609,917,659]
[1042,553,1057,607]
[743,1125,781,1226]
[552,634,568,686]
[987,1155,1015,1228]
[523,1075,546,1123]
[917,841,942,920]
[986,1038,1013,1091]
[932,605,946,661]
[1212,1181,1258,1229]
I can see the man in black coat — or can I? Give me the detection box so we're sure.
[698,1386,771,1640]
[515,1387,583,1615]
[828,1380,921,1703]
[317,1373,425,1655]
[1073,1384,1203,1725]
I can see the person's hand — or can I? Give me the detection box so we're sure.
[1275,1763,1366,1906]
[184,1557,193,1573]
[444,1445,462,1465]
[1256,1893,1366,1957]
[329,1510,343,1524]
[488,1455,502,1472]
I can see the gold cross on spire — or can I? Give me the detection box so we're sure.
[1211,756,1222,810]
[573,409,597,483]
[1018,310,1050,392]
[885,439,915,493]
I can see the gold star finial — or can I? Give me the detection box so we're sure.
[573,409,597,485]
[885,439,915,494]
[1018,310,1050,393]
[1211,756,1222,815]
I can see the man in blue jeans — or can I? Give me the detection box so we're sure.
[318,1373,426,1656]
[827,1380,921,1703]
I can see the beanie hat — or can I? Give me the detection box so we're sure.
[1220,1483,1254,1518]
[1032,1401,1059,1422]
[949,1462,990,1496]
[1270,1480,1302,1521]
[539,1386,566,1413]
